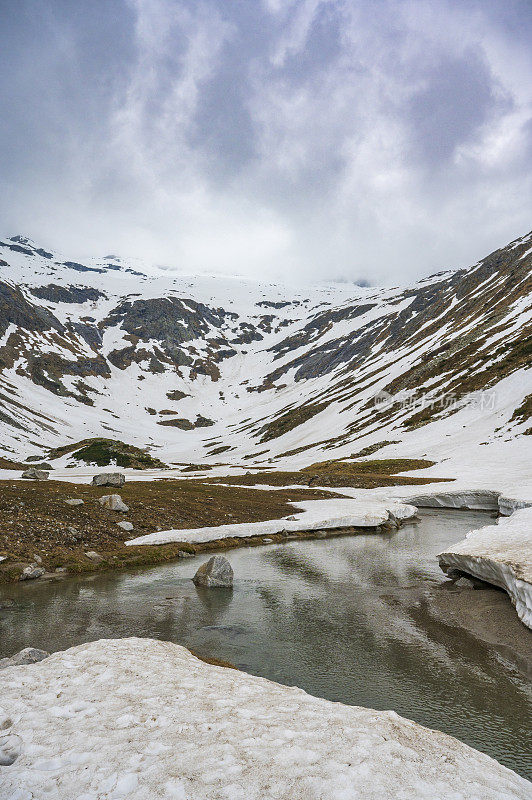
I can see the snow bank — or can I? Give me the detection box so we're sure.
[125,498,417,547]
[405,489,532,516]
[1,638,529,800]
[407,489,501,511]
[439,507,532,629]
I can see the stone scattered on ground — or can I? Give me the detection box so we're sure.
[32,554,42,564]
[0,647,49,670]
[98,494,129,512]
[65,498,84,506]
[92,473,126,487]
[454,576,475,589]
[21,468,48,481]
[85,551,103,563]
[19,564,45,581]
[0,598,16,609]
[177,550,195,558]
[116,520,133,531]
[193,555,234,587]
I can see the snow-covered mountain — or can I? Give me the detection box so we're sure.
[0,231,530,477]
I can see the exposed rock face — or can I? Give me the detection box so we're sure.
[0,647,49,670]
[158,414,215,430]
[20,564,45,581]
[30,284,105,304]
[21,468,48,480]
[92,472,125,487]
[98,494,129,512]
[193,555,233,587]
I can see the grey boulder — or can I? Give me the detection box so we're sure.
[21,468,48,481]
[454,576,475,589]
[116,520,133,531]
[85,551,103,563]
[0,647,50,670]
[92,473,125,487]
[98,494,129,512]
[193,555,233,588]
[20,564,45,581]
[65,498,84,506]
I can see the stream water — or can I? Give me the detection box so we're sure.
[1,509,530,778]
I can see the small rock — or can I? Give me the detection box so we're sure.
[192,555,233,588]
[116,520,133,531]
[98,494,129,512]
[0,647,50,670]
[85,551,103,563]
[55,567,67,573]
[454,576,475,589]
[285,515,297,521]
[92,473,125,487]
[0,599,15,610]
[262,538,273,543]
[65,498,84,506]
[32,554,42,564]
[20,564,45,581]
[21,468,48,481]
[177,550,195,558]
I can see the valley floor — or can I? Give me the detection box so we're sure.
[0,459,438,583]
[0,478,342,583]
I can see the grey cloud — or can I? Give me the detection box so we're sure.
[0,0,530,284]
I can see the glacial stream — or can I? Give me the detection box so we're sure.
[1,509,531,778]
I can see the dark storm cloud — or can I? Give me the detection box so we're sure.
[0,0,530,283]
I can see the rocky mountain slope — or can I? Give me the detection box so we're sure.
[0,231,530,475]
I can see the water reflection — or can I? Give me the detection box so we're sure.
[1,510,530,778]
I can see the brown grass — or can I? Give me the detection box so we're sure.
[0,478,337,583]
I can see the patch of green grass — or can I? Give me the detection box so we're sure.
[302,457,434,474]
[49,438,167,469]
[258,402,327,443]
[509,394,531,430]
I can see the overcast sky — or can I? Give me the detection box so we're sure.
[1,0,531,284]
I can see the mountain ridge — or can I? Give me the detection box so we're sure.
[0,230,530,477]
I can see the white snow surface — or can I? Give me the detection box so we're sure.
[125,498,417,546]
[1,637,529,800]
[438,507,532,629]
